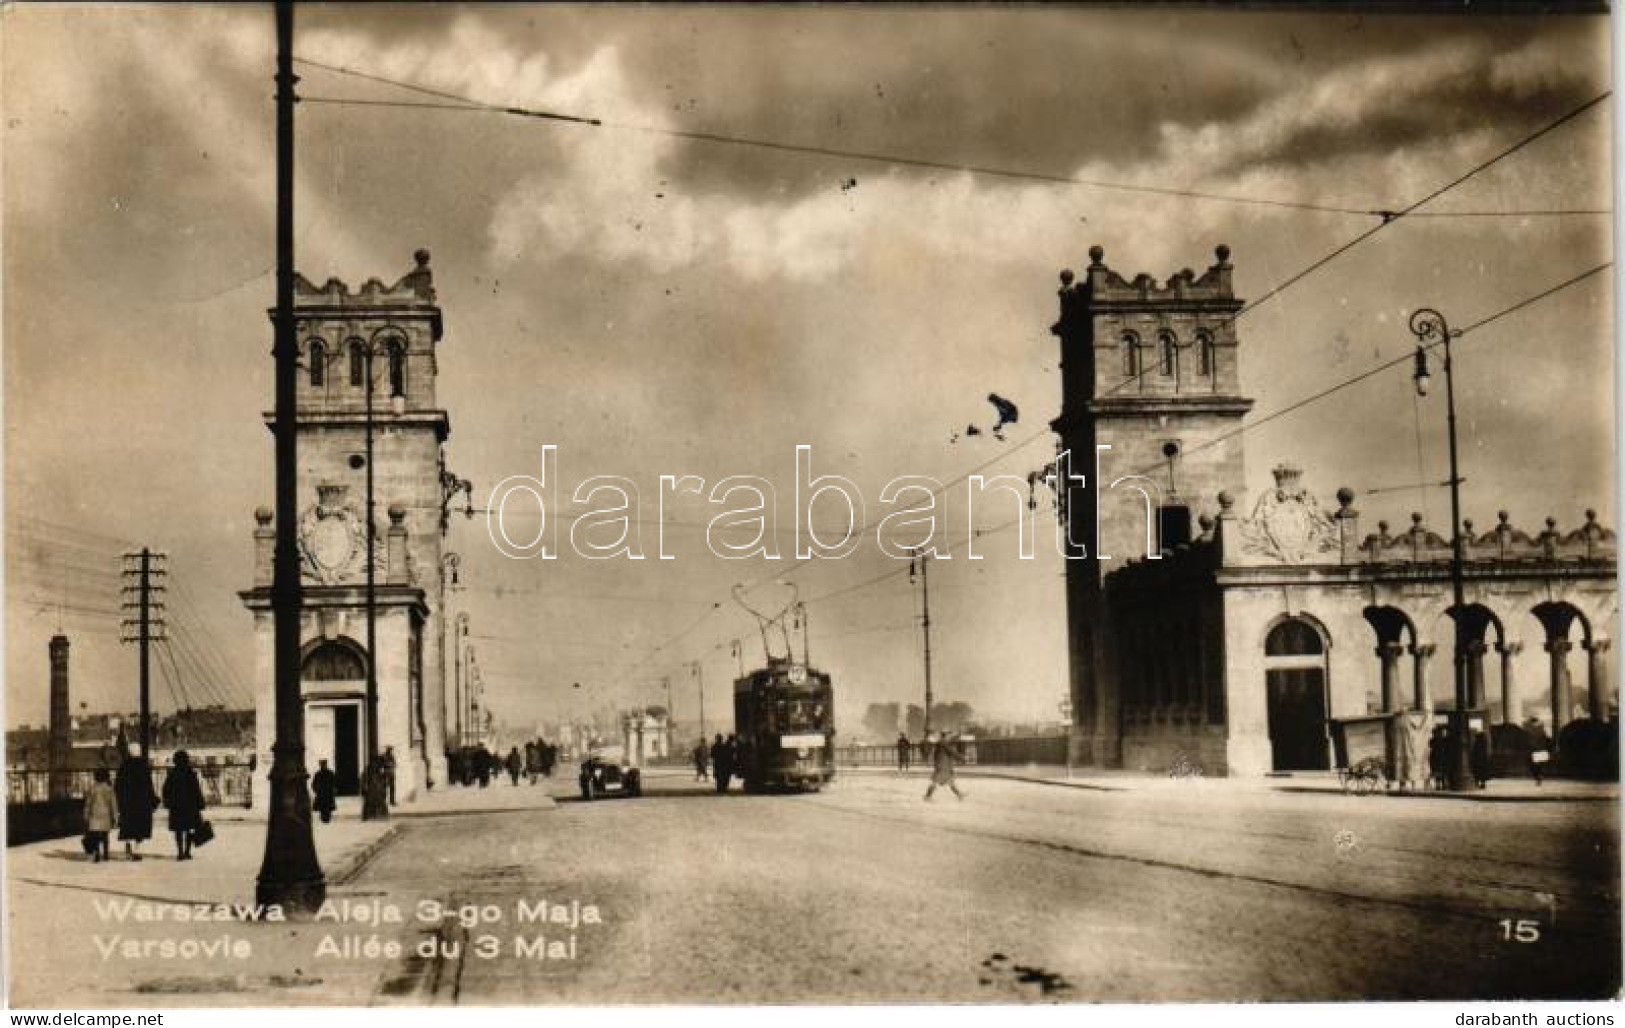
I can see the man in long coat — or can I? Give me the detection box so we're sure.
[311,759,338,823]
[710,733,732,793]
[114,754,158,861]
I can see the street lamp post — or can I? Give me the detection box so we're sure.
[438,552,460,780]
[256,0,325,911]
[1409,307,1474,792]
[690,660,706,740]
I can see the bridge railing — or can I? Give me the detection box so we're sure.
[6,762,255,809]
[837,736,1069,767]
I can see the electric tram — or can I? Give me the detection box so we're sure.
[732,656,837,792]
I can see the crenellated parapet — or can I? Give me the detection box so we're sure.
[292,248,438,307]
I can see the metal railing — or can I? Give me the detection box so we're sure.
[838,735,1069,768]
[6,762,255,809]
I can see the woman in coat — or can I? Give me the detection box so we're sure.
[161,750,206,860]
[923,732,967,801]
[114,754,158,861]
[84,768,119,863]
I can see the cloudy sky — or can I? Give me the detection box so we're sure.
[3,4,1614,733]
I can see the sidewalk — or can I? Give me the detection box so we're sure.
[5,780,559,1006]
[843,763,1619,802]
[206,775,561,823]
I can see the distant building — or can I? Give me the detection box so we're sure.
[622,708,671,766]
[1050,245,1615,775]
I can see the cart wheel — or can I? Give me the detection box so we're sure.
[1355,769,1379,796]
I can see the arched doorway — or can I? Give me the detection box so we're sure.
[302,639,367,796]
[1265,617,1330,771]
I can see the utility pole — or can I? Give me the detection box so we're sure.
[258,0,325,912]
[909,549,935,735]
[120,548,167,757]
[691,660,706,740]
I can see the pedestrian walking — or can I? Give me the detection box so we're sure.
[542,741,557,778]
[692,738,709,781]
[161,750,206,861]
[114,753,157,861]
[311,759,338,823]
[895,732,911,772]
[924,731,967,801]
[380,746,398,804]
[1427,726,1451,791]
[524,741,539,784]
[1469,728,1492,789]
[1525,715,1552,785]
[710,733,732,793]
[83,768,118,863]
[731,733,753,792]
[476,745,492,788]
[506,746,523,786]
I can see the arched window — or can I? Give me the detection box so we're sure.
[1122,332,1140,378]
[308,340,325,387]
[348,341,365,388]
[1196,331,1215,377]
[387,341,406,398]
[1266,617,1325,656]
[301,640,366,681]
[1159,332,1177,377]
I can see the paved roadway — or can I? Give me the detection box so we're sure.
[361,769,1619,1004]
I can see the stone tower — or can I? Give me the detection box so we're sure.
[1049,244,1252,765]
[241,250,454,809]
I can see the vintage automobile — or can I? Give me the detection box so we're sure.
[578,745,642,800]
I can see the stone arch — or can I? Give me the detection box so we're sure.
[1157,330,1177,378]
[1262,610,1332,654]
[300,637,367,681]
[1195,329,1215,378]
[1121,330,1140,379]
[307,338,326,387]
[1362,605,1415,713]
[1531,600,1606,736]
[347,338,366,387]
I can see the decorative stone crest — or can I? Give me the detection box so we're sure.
[1237,463,1340,564]
[297,482,380,585]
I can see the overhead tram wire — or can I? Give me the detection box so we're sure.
[1125,259,1613,479]
[669,259,1614,662]
[1094,90,1613,401]
[294,58,1611,224]
[292,58,1611,680]
[293,58,1374,218]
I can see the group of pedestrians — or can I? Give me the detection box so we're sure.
[82,750,208,863]
[445,739,558,789]
[704,733,751,793]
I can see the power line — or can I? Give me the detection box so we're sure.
[1236,91,1609,322]
[1133,260,1613,476]
[293,60,1376,218]
[1096,90,1612,400]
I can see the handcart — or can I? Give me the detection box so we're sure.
[1327,713,1396,795]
